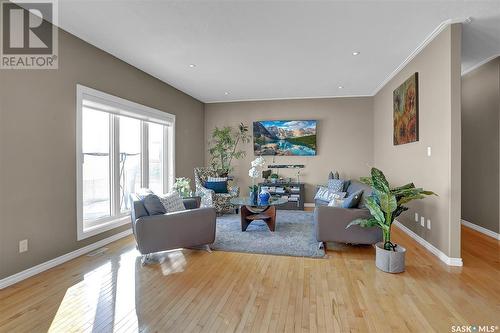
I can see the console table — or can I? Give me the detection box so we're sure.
[258,182,305,210]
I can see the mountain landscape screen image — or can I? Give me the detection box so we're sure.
[253,120,317,156]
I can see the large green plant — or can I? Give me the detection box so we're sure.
[208,123,250,176]
[347,167,436,251]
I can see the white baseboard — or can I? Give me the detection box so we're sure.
[393,221,463,267]
[304,203,315,208]
[0,229,132,290]
[461,219,500,240]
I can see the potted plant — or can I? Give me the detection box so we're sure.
[270,173,279,184]
[172,177,192,198]
[208,123,250,177]
[347,167,436,273]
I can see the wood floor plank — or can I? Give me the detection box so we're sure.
[0,225,499,333]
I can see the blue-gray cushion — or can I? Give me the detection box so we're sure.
[328,171,340,180]
[143,194,166,215]
[205,180,228,193]
[342,180,351,191]
[327,179,345,192]
[342,190,364,208]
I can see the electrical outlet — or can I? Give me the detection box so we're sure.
[415,213,419,222]
[19,239,28,253]
[420,216,425,227]
[427,146,432,157]
[427,219,431,230]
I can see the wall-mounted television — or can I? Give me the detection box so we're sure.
[253,120,317,156]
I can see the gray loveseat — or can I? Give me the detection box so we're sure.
[313,180,382,248]
[131,194,216,262]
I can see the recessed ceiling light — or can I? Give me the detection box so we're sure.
[189,64,196,68]
[352,51,360,56]
[224,92,229,95]
[338,85,344,89]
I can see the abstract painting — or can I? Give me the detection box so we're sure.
[253,120,317,156]
[393,72,419,145]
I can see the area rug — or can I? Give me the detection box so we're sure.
[211,210,325,258]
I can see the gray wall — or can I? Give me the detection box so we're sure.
[0,29,205,279]
[373,24,462,258]
[204,98,374,202]
[461,57,500,233]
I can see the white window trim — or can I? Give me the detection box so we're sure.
[76,84,175,241]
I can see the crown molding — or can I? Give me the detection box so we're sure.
[461,54,500,76]
[371,18,467,96]
[205,94,372,104]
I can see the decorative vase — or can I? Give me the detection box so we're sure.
[375,242,406,273]
[258,188,270,204]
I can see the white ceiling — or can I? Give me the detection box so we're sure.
[53,0,500,102]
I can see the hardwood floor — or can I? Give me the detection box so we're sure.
[0,224,498,332]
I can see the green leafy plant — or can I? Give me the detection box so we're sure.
[248,185,258,193]
[347,167,436,251]
[270,173,279,179]
[208,123,250,176]
[173,177,192,198]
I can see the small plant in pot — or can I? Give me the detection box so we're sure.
[347,167,436,273]
[270,173,279,184]
[172,177,192,198]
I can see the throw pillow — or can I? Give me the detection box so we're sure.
[143,194,167,215]
[207,176,228,182]
[327,179,345,192]
[342,190,364,208]
[159,191,186,213]
[328,197,345,207]
[328,171,340,180]
[205,180,228,193]
[314,186,346,202]
[343,179,351,192]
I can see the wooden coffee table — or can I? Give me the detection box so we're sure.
[230,197,287,232]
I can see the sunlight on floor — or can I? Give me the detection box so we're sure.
[47,248,188,332]
[113,250,139,332]
[48,261,112,332]
[160,250,187,276]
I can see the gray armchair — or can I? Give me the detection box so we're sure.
[131,195,216,262]
[313,180,382,249]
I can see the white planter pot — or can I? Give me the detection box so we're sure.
[375,242,406,273]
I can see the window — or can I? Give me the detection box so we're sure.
[82,109,111,222]
[119,116,142,213]
[77,85,175,240]
[148,122,164,194]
